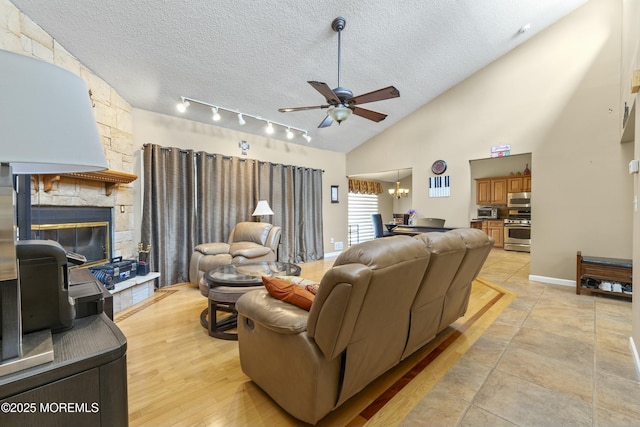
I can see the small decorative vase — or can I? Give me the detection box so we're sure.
[409,215,415,225]
[524,163,531,175]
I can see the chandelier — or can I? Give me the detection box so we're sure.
[388,170,409,199]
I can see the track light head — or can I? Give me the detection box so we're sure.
[176,99,190,113]
[237,113,246,125]
[286,128,294,139]
[265,122,274,134]
[212,107,221,121]
[303,132,311,143]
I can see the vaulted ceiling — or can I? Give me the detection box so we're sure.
[12,0,587,153]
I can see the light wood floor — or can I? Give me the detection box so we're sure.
[114,251,514,427]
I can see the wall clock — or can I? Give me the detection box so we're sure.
[431,160,447,175]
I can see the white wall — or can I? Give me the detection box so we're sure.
[625,0,640,376]
[347,0,632,282]
[132,109,348,254]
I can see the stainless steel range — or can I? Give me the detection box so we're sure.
[504,192,531,252]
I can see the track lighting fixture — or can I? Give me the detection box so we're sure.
[176,96,309,143]
[212,107,221,121]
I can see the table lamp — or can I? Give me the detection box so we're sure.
[0,49,108,375]
[252,200,274,222]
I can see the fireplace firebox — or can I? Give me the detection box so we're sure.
[30,207,113,267]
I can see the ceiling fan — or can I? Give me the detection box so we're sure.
[278,17,400,128]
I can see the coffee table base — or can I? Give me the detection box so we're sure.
[200,299,239,340]
[199,261,301,340]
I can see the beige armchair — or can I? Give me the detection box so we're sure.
[189,222,281,285]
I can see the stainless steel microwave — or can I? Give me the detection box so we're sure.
[477,206,498,219]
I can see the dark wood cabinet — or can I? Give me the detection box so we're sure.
[0,314,128,426]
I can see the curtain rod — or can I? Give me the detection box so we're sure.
[142,143,324,172]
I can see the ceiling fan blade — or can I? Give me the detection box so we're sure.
[349,86,400,105]
[279,105,329,113]
[308,81,340,104]
[318,115,334,128]
[351,106,387,122]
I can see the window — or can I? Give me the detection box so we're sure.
[347,192,379,246]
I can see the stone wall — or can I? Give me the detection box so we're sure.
[1,0,136,258]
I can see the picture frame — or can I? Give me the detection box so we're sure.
[331,185,339,203]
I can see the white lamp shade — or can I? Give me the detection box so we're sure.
[252,200,274,216]
[0,49,108,174]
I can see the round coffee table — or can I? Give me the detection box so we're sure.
[199,261,301,340]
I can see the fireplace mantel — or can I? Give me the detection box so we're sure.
[31,170,137,196]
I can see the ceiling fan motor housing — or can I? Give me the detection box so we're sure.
[332,87,353,103]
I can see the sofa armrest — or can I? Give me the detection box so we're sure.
[194,242,230,255]
[236,290,309,334]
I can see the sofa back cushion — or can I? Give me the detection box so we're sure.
[402,231,467,359]
[307,235,430,406]
[438,228,494,329]
[229,222,273,246]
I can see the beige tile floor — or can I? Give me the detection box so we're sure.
[401,249,640,427]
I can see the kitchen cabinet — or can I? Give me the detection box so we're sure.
[477,175,532,205]
[478,220,503,248]
[476,179,491,205]
[475,178,507,205]
[576,251,632,300]
[487,220,504,248]
[507,175,532,193]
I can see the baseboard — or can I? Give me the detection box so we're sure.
[528,275,575,287]
[631,337,640,381]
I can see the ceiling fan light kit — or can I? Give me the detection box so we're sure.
[279,17,400,128]
[328,104,352,124]
[175,96,310,143]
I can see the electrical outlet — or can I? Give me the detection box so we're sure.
[335,241,343,250]
[330,237,334,243]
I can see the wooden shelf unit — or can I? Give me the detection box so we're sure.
[576,251,632,300]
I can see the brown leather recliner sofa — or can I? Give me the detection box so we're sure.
[189,222,281,285]
[235,228,494,424]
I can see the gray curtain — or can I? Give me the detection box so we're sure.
[257,162,323,263]
[142,143,324,287]
[196,153,259,244]
[141,145,196,287]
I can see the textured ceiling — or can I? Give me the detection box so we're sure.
[12,0,587,153]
